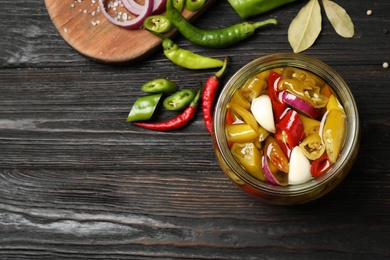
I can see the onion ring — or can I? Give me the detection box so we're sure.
[122,0,166,15]
[98,0,154,29]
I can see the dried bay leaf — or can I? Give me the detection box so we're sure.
[323,0,354,38]
[288,0,322,53]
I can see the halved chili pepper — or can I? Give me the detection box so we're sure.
[202,57,229,133]
[141,78,178,93]
[163,89,196,111]
[143,15,174,34]
[127,93,163,122]
[310,152,332,177]
[267,72,288,123]
[150,31,225,70]
[264,136,289,173]
[166,0,277,48]
[274,109,305,158]
[133,85,201,131]
[185,0,206,12]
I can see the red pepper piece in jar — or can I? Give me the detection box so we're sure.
[310,152,332,177]
[267,72,288,123]
[275,109,305,158]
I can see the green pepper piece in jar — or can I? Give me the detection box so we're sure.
[299,133,326,160]
[163,89,197,111]
[141,78,178,93]
[185,0,206,12]
[231,142,266,181]
[143,15,174,34]
[127,93,163,122]
[225,124,259,143]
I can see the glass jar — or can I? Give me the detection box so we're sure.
[212,53,360,205]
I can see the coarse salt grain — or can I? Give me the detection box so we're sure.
[366,10,372,15]
[383,62,389,69]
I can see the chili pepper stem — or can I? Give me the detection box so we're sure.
[215,56,230,78]
[252,19,278,29]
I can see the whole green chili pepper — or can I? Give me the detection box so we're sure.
[227,0,296,19]
[163,89,197,111]
[166,0,278,48]
[186,0,206,12]
[141,78,178,93]
[127,93,162,122]
[150,31,224,69]
[143,15,174,34]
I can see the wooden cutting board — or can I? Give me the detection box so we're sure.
[44,0,216,64]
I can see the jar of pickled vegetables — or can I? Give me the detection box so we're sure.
[212,53,360,205]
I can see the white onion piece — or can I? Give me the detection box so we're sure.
[288,146,313,185]
[281,91,320,119]
[122,0,166,15]
[262,155,282,186]
[99,0,154,29]
[251,95,276,133]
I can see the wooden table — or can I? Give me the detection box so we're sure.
[1,1,389,259]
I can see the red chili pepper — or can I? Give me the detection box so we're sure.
[267,72,288,123]
[310,153,332,177]
[274,109,305,158]
[202,56,229,134]
[133,86,201,131]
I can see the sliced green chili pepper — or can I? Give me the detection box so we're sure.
[127,93,162,122]
[166,0,277,48]
[143,15,174,34]
[163,89,197,111]
[228,0,296,19]
[173,0,185,12]
[141,78,178,93]
[185,0,206,12]
[150,32,224,69]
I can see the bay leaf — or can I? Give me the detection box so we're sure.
[322,0,354,38]
[288,0,322,53]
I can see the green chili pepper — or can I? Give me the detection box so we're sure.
[143,15,174,34]
[163,89,197,111]
[150,31,224,69]
[227,0,296,19]
[127,93,162,122]
[166,0,277,48]
[173,0,185,12]
[141,78,178,93]
[185,0,206,12]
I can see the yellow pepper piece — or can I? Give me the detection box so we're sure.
[225,124,259,143]
[322,109,347,163]
[241,75,267,101]
[230,89,251,110]
[227,103,259,132]
[282,67,326,87]
[231,142,265,181]
[279,79,328,108]
[326,94,344,112]
[299,133,326,160]
[299,114,321,137]
[256,70,272,81]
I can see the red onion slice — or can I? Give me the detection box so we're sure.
[122,0,166,15]
[281,91,320,119]
[99,0,154,29]
[262,155,282,186]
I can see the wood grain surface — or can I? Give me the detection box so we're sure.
[1,0,389,259]
[44,0,215,63]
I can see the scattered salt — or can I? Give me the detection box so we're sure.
[383,62,389,69]
[366,10,373,16]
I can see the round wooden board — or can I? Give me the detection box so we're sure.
[44,0,216,64]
